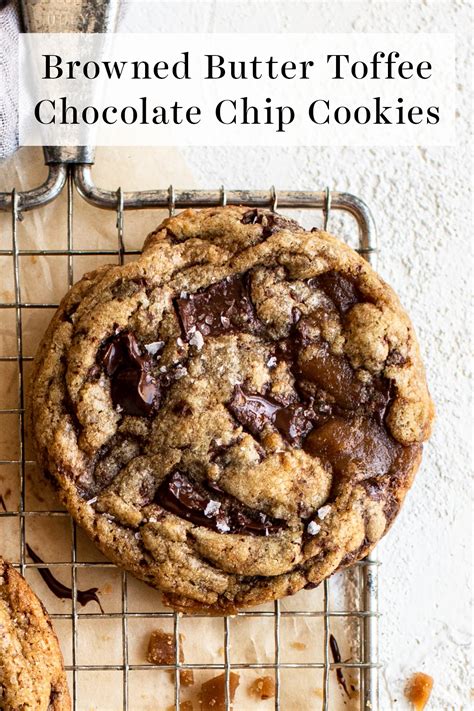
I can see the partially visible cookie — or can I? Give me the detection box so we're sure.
[0,558,70,710]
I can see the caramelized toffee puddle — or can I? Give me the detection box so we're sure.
[329,633,350,698]
[26,544,104,612]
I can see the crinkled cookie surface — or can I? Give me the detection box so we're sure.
[0,559,70,710]
[31,206,434,612]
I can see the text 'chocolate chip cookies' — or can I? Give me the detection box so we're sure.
[31,206,434,612]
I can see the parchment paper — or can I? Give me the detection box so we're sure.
[0,146,361,711]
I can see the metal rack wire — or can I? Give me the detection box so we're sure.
[0,166,381,711]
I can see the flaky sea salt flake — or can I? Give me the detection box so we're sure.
[307,521,321,536]
[204,501,221,517]
[317,505,332,520]
[189,330,205,351]
[145,341,164,355]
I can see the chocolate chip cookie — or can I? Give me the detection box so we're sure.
[30,206,434,612]
[0,558,70,709]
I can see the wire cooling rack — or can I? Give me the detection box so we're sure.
[0,164,381,711]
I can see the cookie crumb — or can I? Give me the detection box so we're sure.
[249,675,275,700]
[404,672,434,710]
[199,672,240,710]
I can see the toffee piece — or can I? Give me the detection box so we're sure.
[31,206,434,613]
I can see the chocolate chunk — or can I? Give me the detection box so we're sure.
[241,209,300,237]
[175,275,261,339]
[273,404,315,445]
[371,377,395,426]
[99,331,159,417]
[228,385,281,436]
[157,471,229,532]
[229,385,315,445]
[156,471,286,536]
[309,271,362,313]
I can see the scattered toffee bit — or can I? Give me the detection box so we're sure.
[298,338,367,411]
[156,471,286,536]
[175,275,261,339]
[304,416,395,481]
[404,672,434,710]
[26,544,104,612]
[309,271,362,314]
[147,628,194,687]
[228,385,314,445]
[329,633,350,698]
[241,208,300,237]
[99,330,159,417]
[249,675,276,700]
[199,672,240,711]
[290,641,307,651]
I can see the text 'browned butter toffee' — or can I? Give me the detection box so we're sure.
[26,544,104,612]
[31,205,433,612]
